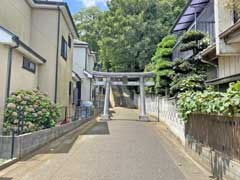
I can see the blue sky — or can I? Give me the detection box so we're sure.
[64,0,109,14]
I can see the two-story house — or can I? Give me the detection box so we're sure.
[205,0,240,90]
[171,0,240,91]
[0,0,78,133]
[72,40,97,105]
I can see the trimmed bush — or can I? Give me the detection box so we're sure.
[4,90,60,133]
[181,30,205,43]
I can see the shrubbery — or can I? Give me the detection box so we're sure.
[178,81,240,121]
[4,90,60,133]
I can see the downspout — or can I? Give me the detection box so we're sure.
[90,79,92,101]
[85,48,87,70]
[6,37,20,98]
[54,7,61,103]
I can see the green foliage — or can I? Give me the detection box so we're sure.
[170,74,206,95]
[4,90,60,133]
[180,41,198,52]
[177,81,240,121]
[225,0,240,14]
[181,30,205,43]
[74,7,102,52]
[180,30,209,55]
[169,30,209,96]
[74,0,187,72]
[145,35,176,95]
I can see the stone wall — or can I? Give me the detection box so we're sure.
[0,119,89,159]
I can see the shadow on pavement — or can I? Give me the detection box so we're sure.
[20,121,110,158]
[0,178,12,180]
[84,122,110,135]
[111,119,140,122]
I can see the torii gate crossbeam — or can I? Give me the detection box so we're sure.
[92,71,155,121]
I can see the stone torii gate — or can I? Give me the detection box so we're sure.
[92,71,155,121]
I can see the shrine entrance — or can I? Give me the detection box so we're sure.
[92,71,155,121]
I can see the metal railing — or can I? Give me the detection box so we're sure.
[57,100,104,125]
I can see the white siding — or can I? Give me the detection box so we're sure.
[219,56,240,78]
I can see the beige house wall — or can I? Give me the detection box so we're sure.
[0,0,32,43]
[214,0,234,55]
[31,9,73,107]
[10,51,39,93]
[30,9,58,101]
[57,12,73,107]
[0,45,9,133]
[214,0,240,80]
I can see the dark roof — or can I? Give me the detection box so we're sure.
[33,0,79,38]
[171,0,210,33]
[0,25,47,63]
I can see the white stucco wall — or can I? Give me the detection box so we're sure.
[134,95,185,145]
[73,46,95,102]
[73,47,86,79]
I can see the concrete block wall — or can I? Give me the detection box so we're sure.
[0,119,88,159]
[186,141,240,180]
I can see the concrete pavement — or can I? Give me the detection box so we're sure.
[0,107,211,180]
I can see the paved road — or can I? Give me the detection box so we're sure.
[0,108,211,180]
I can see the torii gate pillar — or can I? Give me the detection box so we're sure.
[139,76,148,121]
[101,77,111,120]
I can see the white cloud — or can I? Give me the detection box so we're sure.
[81,0,109,8]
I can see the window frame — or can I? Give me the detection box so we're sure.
[68,35,72,48]
[22,57,36,74]
[61,36,68,60]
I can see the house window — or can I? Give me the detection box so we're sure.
[68,35,72,48]
[22,57,36,73]
[61,36,67,60]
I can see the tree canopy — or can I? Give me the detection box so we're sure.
[74,0,187,72]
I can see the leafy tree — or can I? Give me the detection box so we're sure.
[145,35,176,95]
[74,7,103,52]
[74,0,187,72]
[225,0,240,14]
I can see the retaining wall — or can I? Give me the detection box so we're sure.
[136,94,240,180]
[134,95,185,144]
[0,119,88,159]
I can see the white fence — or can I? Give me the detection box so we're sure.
[134,95,185,145]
